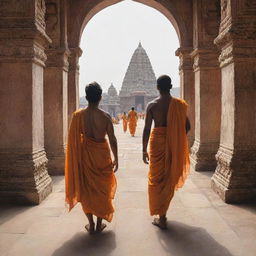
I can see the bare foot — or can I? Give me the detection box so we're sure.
[85,223,95,234]
[96,223,107,233]
[152,217,167,230]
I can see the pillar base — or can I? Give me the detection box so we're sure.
[46,149,65,175]
[0,150,52,205]
[190,140,218,172]
[211,146,256,203]
[211,176,256,203]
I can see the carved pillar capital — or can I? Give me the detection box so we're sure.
[175,47,193,71]
[190,48,220,71]
[68,47,83,71]
[45,48,70,70]
[214,0,256,67]
[0,0,51,67]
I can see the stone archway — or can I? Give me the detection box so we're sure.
[43,0,197,177]
[66,0,196,142]
[66,0,221,174]
[0,0,255,205]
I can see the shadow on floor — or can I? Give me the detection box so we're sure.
[0,204,32,225]
[156,221,233,256]
[52,231,116,256]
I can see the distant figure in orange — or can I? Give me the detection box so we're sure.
[122,112,128,132]
[65,82,118,234]
[128,107,138,137]
[142,75,190,229]
[112,117,119,124]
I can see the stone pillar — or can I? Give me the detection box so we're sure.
[44,49,69,175]
[0,0,52,204]
[189,0,221,172]
[68,47,82,124]
[190,49,221,171]
[211,0,256,203]
[44,0,70,175]
[176,47,195,148]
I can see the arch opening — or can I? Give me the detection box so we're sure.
[76,0,182,115]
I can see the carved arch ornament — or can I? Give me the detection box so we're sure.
[67,0,192,49]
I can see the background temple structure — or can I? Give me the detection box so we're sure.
[118,42,158,113]
[81,43,166,116]
[100,83,120,117]
[81,42,180,116]
[0,0,255,206]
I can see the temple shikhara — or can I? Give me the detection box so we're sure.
[82,42,159,116]
[118,42,158,112]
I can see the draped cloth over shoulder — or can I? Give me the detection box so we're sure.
[128,111,137,136]
[65,109,117,222]
[148,97,190,216]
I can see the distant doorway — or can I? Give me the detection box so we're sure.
[135,96,145,111]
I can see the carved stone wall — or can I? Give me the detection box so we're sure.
[44,0,70,175]
[68,47,82,125]
[0,0,52,204]
[190,0,221,172]
[176,47,195,148]
[211,0,256,203]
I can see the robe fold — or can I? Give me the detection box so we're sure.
[122,115,128,132]
[148,97,190,216]
[65,109,117,222]
[128,111,137,136]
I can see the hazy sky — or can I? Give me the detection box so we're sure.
[79,0,180,96]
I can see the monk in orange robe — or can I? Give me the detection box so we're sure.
[122,112,128,132]
[128,107,138,136]
[65,82,118,234]
[142,75,190,229]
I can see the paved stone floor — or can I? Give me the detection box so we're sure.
[1,120,256,256]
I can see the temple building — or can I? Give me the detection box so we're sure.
[82,42,159,115]
[100,83,120,117]
[119,42,158,112]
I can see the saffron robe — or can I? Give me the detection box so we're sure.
[148,97,190,216]
[65,109,117,222]
[128,110,137,136]
[122,115,128,132]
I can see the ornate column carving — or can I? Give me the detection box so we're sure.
[190,0,222,172]
[0,0,52,204]
[175,47,195,147]
[68,47,83,125]
[44,48,70,175]
[211,0,256,203]
[190,48,221,172]
[44,0,70,175]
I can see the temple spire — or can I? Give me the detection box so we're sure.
[120,43,157,97]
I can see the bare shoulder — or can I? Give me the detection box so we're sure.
[146,97,159,112]
[98,108,112,122]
